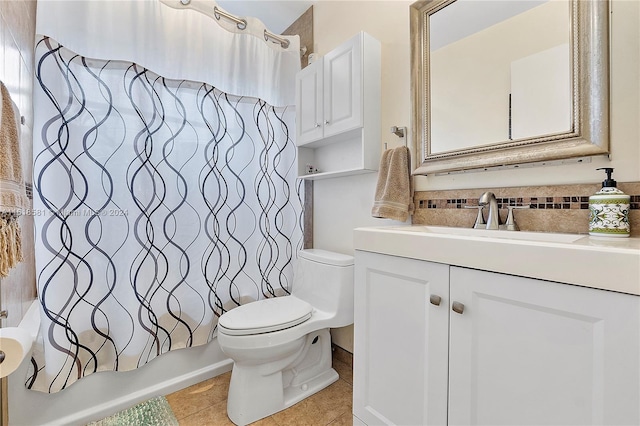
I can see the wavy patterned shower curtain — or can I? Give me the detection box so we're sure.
[29,1,302,393]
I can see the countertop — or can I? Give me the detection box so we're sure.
[354,225,640,296]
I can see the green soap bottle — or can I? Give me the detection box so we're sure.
[588,168,630,237]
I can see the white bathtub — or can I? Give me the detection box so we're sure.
[8,300,232,425]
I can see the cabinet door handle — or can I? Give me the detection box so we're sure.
[452,301,465,315]
[429,295,441,306]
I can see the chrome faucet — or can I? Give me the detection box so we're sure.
[478,192,500,230]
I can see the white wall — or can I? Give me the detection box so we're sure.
[312,0,640,247]
[312,0,640,352]
[0,0,37,328]
[312,0,413,257]
[313,1,413,351]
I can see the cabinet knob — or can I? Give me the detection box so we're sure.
[429,294,441,306]
[314,123,320,128]
[324,120,330,125]
[452,301,465,315]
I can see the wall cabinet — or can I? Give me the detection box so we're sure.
[295,32,380,180]
[353,250,640,426]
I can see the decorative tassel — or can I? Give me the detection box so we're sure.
[0,214,23,277]
[0,216,8,277]
[14,219,23,263]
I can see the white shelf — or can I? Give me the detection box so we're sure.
[299,168,376,181]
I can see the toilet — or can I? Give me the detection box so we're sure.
[217,249,354,425]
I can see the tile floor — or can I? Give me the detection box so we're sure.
[166,349,354,426]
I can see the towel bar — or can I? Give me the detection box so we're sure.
[391,126,406,138]
[385,126,408,150]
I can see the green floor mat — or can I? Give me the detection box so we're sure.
[87,396,179,426]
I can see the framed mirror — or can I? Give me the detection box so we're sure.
[410,0,609,175]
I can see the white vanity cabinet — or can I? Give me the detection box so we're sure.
[295,32,380,179]
[353,250,640,426]
[448,266,640,425]
[353,251,449,426]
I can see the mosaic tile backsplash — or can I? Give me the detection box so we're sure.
[413,182,640,236]
[421,195,640,210]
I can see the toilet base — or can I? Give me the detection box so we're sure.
[225,328,337,425]
[227,367,338,425]
[283,367,338,409]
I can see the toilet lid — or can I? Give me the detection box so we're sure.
[218,296,313,336]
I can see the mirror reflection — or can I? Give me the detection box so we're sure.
[410,0,609,175]
[429,0,571,154]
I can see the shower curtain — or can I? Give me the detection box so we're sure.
[29,1,303,393]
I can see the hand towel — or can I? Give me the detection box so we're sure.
[0,81,27,277]
[371,146,414,222]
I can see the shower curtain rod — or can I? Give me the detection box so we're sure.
[212,6,290,48]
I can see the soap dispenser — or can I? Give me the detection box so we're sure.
[589,168,630,237]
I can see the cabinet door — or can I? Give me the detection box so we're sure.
[353,251,449,426]
[323,34,363,137]
[295,60,323,144]
[449,267,640,426]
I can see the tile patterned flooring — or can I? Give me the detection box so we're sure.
[166,353,354,425]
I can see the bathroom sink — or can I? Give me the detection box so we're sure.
[355,225,640,295]
[404,226,585,244]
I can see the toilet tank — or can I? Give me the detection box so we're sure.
[292,249,354,328]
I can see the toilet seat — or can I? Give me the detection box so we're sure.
[218,296,313,336]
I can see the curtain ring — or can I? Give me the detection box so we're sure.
[263,30,290,49]
[213,6,247,30]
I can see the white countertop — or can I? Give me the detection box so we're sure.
[354,225,640,296]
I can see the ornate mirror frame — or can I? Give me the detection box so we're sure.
[410,0,609,175]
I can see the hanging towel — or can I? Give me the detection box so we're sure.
[0,81,27,277]
[371,146,414,222]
